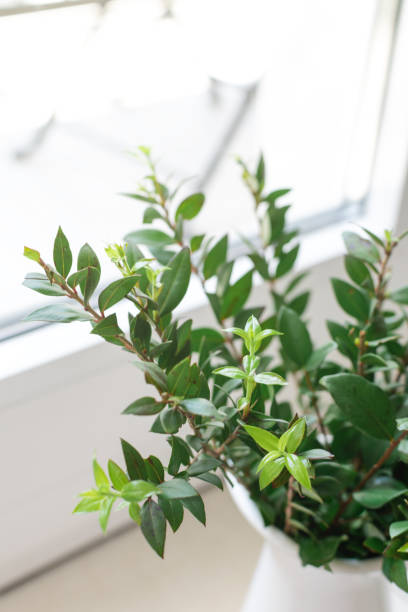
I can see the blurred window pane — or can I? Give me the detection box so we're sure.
[0,0,401,331]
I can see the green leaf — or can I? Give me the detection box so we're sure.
[73,497,101,513]
[143,207,163,223]
[187,455,221,477]
[397,418,408,431]
[383,558,408,592]
[180,398,217,417]
[390,521,408,539]
[141,499,166,557]
[190,234,205,252]
[331,278,370,321]
[98,276,139,312]
[158,497,184,532]
[129,502,141,524]
[300,449,334,460]
[259,457,285,489]
[398,542,408,553]
[157,248,191,316]
[249,253,270,280]
[254,372,287,386]
[24,303,93,323]
[196,472,224,490]
[299,536,344,567]
[91,314,123,338]
[276,244,299,278]
[175,193,205,220]
[321,374,396,440]
[342,231,380,264]
[389,287,408,305]
[134,361,168,391]
[158,479,198,499]
[99,497,114,532]
[23,273,66,296]
[144,455,165,484]
[120,438,147,480]
[278,306,312,367]
[285,454,311,489]
[122,192,157,204]
[305,342,337,372]
[180,494,206,525]
[24,246,41,262]
[78,242,101,273]
[108,460,129,490]
[167,436,192,475]
[213,366,246,380]
[354,485,408,509]
[243,424,279,451]
[344,255,373,289]
[220,271,252,319]
[122,397,163,416]
[53,227,72,278]
[124,229,174,248]
[93,457,110,490]
[203,235,228,280]
[79,266,100,304]
[279,419,306,453]
[121,480,159,502]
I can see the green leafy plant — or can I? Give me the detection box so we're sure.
[24,148,408,590]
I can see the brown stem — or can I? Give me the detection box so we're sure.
[284,476,295,534]
[332,429,408,525]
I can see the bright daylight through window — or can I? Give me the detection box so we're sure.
[0,0,401,337]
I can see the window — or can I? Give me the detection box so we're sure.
[0,0,406,341]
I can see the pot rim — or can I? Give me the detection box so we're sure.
[227,475,382,574]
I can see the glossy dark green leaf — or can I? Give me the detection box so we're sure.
[326,320,357,362]
[390,521,408,539]
[24,303,93,323]
[167,436,192,476]
[322,374,395,440]
[383,558,408,592]
[134,361,168,391]
[299,536,343,567]
[196,472,224,490]
[203,235,228,280]
[276,244,299,278]
[278,306,312,367]
[98,276,139,312]
[157,248,191,316]
[187,455,221,477]
[175,193,205,220]
[158,497,184,532]
[23,273,66,296]
[344,255,373,290]
[144,455,165,484]
[220,271,252,319]
[158,479,197,499]
[79,266,100,304]
[354,485,408,509]
[180,397,217,417]
[120,438,147,480]
[122,397,163,416]
[91,314,123,337]
[78,242,101,273]
[141,499,166,557]
[342,231,380,265]
[305,342,337,372]
[287,291,310,316]
[331,278,370,321]
[180,494,206,525]
[156,408,184,434]
[124,229,174,248]
[53,226,72,277]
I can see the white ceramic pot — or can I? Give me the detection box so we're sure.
[228,478,407,612]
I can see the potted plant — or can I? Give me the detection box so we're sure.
[23,149,408,609]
